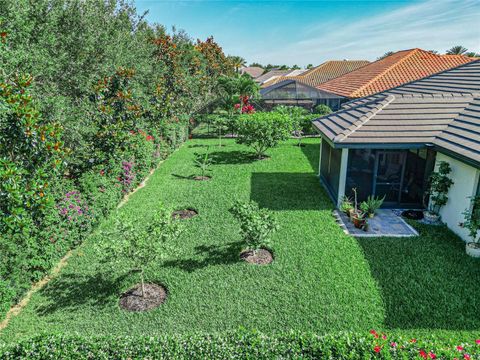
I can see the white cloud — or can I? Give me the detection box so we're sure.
[249,0,480,66]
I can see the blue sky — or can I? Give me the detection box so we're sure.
[134,0,480,67]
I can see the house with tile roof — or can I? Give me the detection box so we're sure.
[312,60,480,243]
[239,66,264,79]
[260,60,369,110]
[317,48,476,99]
[255,69,291,85]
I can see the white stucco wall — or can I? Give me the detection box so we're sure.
[436,153,480,242]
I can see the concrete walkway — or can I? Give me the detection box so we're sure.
[334,209,419,237]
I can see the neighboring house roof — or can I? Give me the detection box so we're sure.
[317,49,477,98]
[285,69,307,77]
[262,60,370,88]
[312,60,480,166]
[256,69,306,85]
[255,70,290,84]
[239,66,264,78]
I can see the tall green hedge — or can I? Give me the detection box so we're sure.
[1,331,479,359]
[0,0,233,320]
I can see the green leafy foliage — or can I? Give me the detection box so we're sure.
[360,195,385,217]
[426,161,454,214]
[339,196,353,214]
[230,200,278,251]
[194,148,213,178]
[313,104,332,116]
[2,331,480,359]
[235,112,292,158]
[273,105,307,145]
[99,206,183,297]
[463,195,480,243]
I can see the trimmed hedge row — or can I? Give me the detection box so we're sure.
[1,330,479,359]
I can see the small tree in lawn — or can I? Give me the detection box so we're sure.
[101,206,182,298]
[211,112,229,147]
[194,148,212,179]
[235,112,292,159]
[230,200,279,254]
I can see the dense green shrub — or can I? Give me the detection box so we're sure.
[313,104,332,116]
[1,331,479,359]
[235,112,292,158]
[230,200,279,252]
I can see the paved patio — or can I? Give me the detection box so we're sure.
[333,209,419,237]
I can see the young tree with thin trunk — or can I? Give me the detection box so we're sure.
[100,206,182,298]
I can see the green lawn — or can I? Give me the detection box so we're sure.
[1,138,480,343]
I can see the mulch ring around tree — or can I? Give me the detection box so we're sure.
[193,175,211,181]
[240,249,274,265]
[119,283,167,312]
[172,208,198,219]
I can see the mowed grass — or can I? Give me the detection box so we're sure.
[1,138,480,343]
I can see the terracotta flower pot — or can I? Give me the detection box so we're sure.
[352,212,366,228]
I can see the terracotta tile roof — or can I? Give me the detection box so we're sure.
[261,60,370,88]
[317,49,478,98]
[312,60,480,165]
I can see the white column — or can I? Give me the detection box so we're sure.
[337,148,349,207]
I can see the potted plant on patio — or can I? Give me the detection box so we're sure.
[462,195,480,258]
[423,161,454,223]
[351,188,366,228]
[360,195,385,218]
[339,196,353,215]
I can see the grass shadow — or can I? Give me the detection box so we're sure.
[300,142,320,173]
[209,150,256,165]
[250,172,329,211]
[188,144,211,148]
[35,272,131,316]
[171,173,195,180]
[162,241,244,272]
[357,223,480,330]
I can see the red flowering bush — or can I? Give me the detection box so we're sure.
[234,95,255,114]
[367,329,480,359]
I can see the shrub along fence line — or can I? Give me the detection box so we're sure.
[1,330,479,359]
[1,0,234,320]
[0,119,189,321]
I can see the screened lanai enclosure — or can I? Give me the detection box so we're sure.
[319,141,436,208]
[260,80,346,110]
